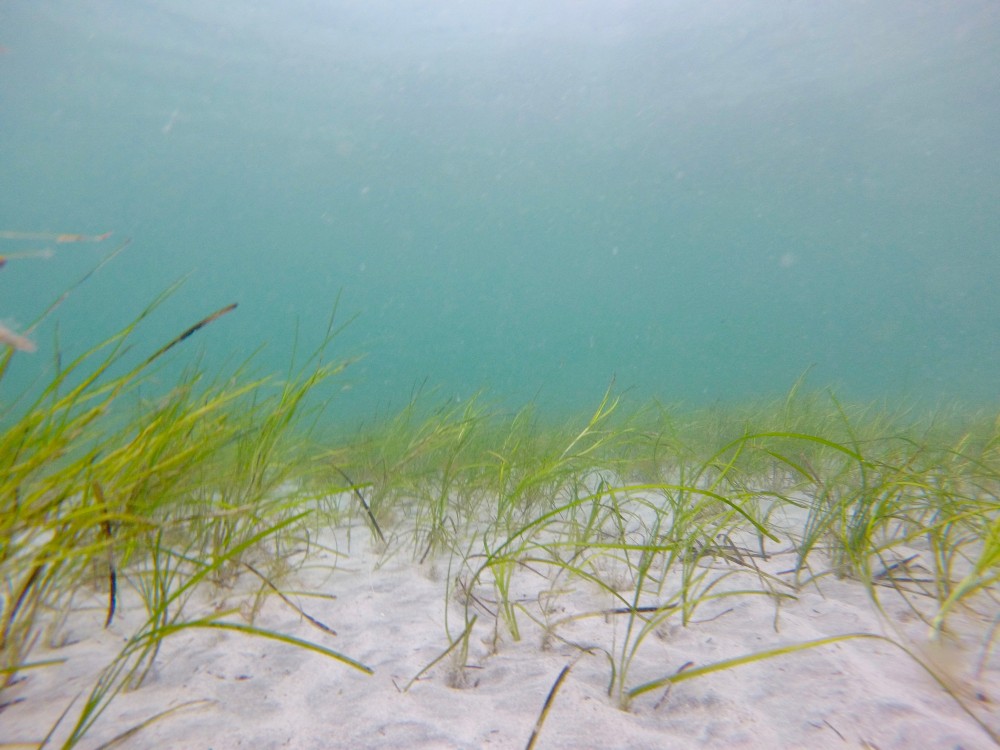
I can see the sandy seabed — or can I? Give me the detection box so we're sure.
[4,490,998,750]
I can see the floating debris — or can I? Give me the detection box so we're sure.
[0,322,36,352]
[0,230,112,243]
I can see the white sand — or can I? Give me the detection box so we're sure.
[3,492,998,750]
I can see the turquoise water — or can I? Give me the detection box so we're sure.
[2,1,998,421]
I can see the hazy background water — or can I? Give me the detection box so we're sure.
[2,1,998,423]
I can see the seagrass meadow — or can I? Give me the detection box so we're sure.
[1,284,998,746]
[2,1,1000,748]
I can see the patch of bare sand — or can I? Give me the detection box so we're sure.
[3,514,997,749]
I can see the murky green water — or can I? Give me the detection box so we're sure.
[2,1,998,421]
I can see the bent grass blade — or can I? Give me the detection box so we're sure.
[627,633,999,746]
